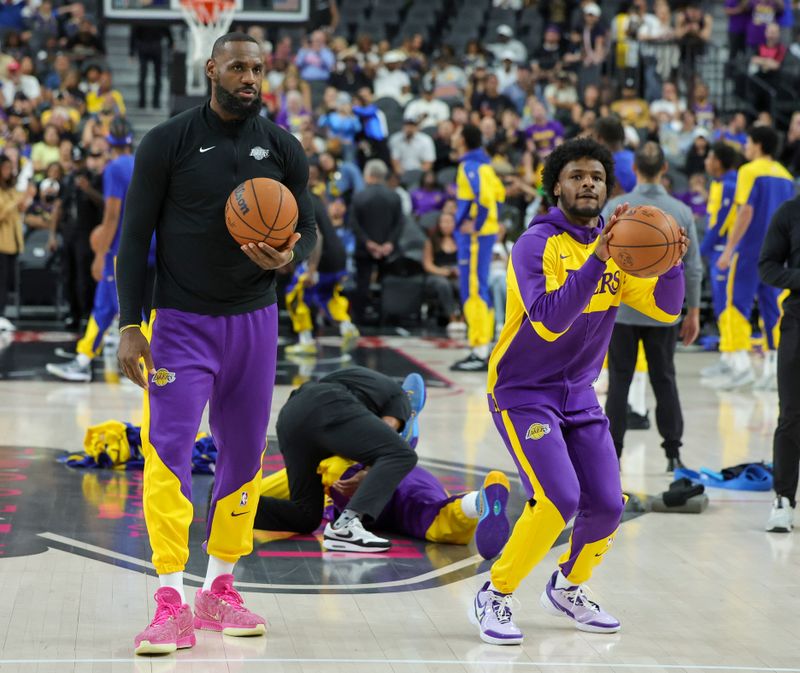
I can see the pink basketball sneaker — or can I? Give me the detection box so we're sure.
[134,587,195,655]
[194,574,267,636]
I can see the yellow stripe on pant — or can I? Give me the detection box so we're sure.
[327,283,351,323]
[490,411,567,595]
[286,276,313,334]
[461,234,495,348]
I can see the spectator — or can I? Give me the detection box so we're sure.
[471,73,515,119]
[404,82,451,131]
[745,0,783,51]
[649,80,685,125]
[424,52,468,99]
[295,30,335,82]
[411,170,446,217]
[373,50,411,105]
[349,159,404,323]
[318,92,361,164]
[329,47,371,94]
[390,116,436,174]
[525,100,564,158]
[319,148,364,205]
[0,154,23,331]
[65,17,105,63]
[638,0,678,101]
[494,51,518,92]
[352,86,390,167]
[0,1,27,36]
[31,124,62,178]
[495,107,526,160]
[532,25,564,87]
[714,110,748,152]
[610,79,650,129]
[692,81,715,131]
[503,63,534,114]
[612,0,649,75]
[726,0,751,59]
[544,71,579,122]
[86,71,126,116]
[578,3,608,91]
[278,67,312,111]
[42,52,71,91]
[3,60,42,102]
[684,133,711,176]
[129,23,173,109]
[29,0,60,54]
[24,168,60,233]
[594,115,636,195]
[422,211,462,330]
[275,90,311,135]
[748,22,786,110]
[675,2,713,71]
[486,24,528,64]
[433,119,458,172]
[676,172,710,220]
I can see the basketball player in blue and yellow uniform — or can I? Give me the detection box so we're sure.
[715,126,793,389]
[451,124,505,371]
[115,34,318,654]
[284,186,359,355]
[47,118,137,383]
[469,138,687,645]
[700,142,741,379]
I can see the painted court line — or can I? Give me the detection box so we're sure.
[38,532,483,591]
[0,657,794,671]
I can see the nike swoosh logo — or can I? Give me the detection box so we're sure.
[560,254,570,259]
[199,146,216,153]
[329,529,353,538]
[230,511,250,517]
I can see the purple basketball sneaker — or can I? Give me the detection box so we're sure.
[540,571,620,633]
[474,471,511,560]
[469,581,524,645]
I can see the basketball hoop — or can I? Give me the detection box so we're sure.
[180,0,236,95]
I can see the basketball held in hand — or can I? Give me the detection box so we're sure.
[225,177,298,250]
[608,206,682,278]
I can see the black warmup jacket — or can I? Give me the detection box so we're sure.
[116,102,317,327]
[759,195,800,320]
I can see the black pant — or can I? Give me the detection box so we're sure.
[353,254,387,322]
[138,49,163,108]
[254,382,417,533]
[774,314,800,506]
[0,252,13,315]
[605,323,683,458]
[62,232,96,323]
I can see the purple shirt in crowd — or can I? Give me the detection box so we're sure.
[746,0,783,47]
[676,190,708,219]
[726,0,750,34]
[410,188,446,216]
[525,120,564,156]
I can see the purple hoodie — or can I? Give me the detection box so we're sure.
[487,207,685,411]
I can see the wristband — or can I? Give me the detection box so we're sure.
[119,324,140,334]
[289,250,295,263]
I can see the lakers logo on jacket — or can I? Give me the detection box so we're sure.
[151,368,176,387]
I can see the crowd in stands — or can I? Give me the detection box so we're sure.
[1,0,800,338]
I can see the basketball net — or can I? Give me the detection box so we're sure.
[180,0,236,95]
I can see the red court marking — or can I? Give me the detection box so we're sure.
[257,549,423,559]
[0,524,11,533]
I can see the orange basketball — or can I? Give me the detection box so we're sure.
[608,205,682,278]
[225,177,298,250]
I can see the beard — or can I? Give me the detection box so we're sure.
[214,81,262,119]
[562,195,602,219]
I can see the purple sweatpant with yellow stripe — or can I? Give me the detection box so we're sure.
[489,396,624,594]
[142,305,278,574]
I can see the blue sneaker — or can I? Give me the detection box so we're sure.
[474,471,511,560]
[400,373,426,448]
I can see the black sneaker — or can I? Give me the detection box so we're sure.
[450,353,488,372]
[626,409,650,430]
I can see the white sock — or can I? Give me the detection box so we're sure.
[487,581,507,595]
[473,344,490,359]
[732,350,751,373]
[459,490,481,519]
[628,371,647,416]
[338,320,354,335]
[76,353,91,368]
[721,352,733,366]
[298,330,313,345]
[202,556,235,591]
[159,572,185,603]
[554,570,573,589]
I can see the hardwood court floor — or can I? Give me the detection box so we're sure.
[0,333,796,673]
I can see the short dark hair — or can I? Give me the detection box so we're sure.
[748,125,779,157]
[594,115,625,148]
[709,141,739,171]
[211,32,259,59]
[634,141,666,179]
[462,124,482,150]
[542,138,616,204]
